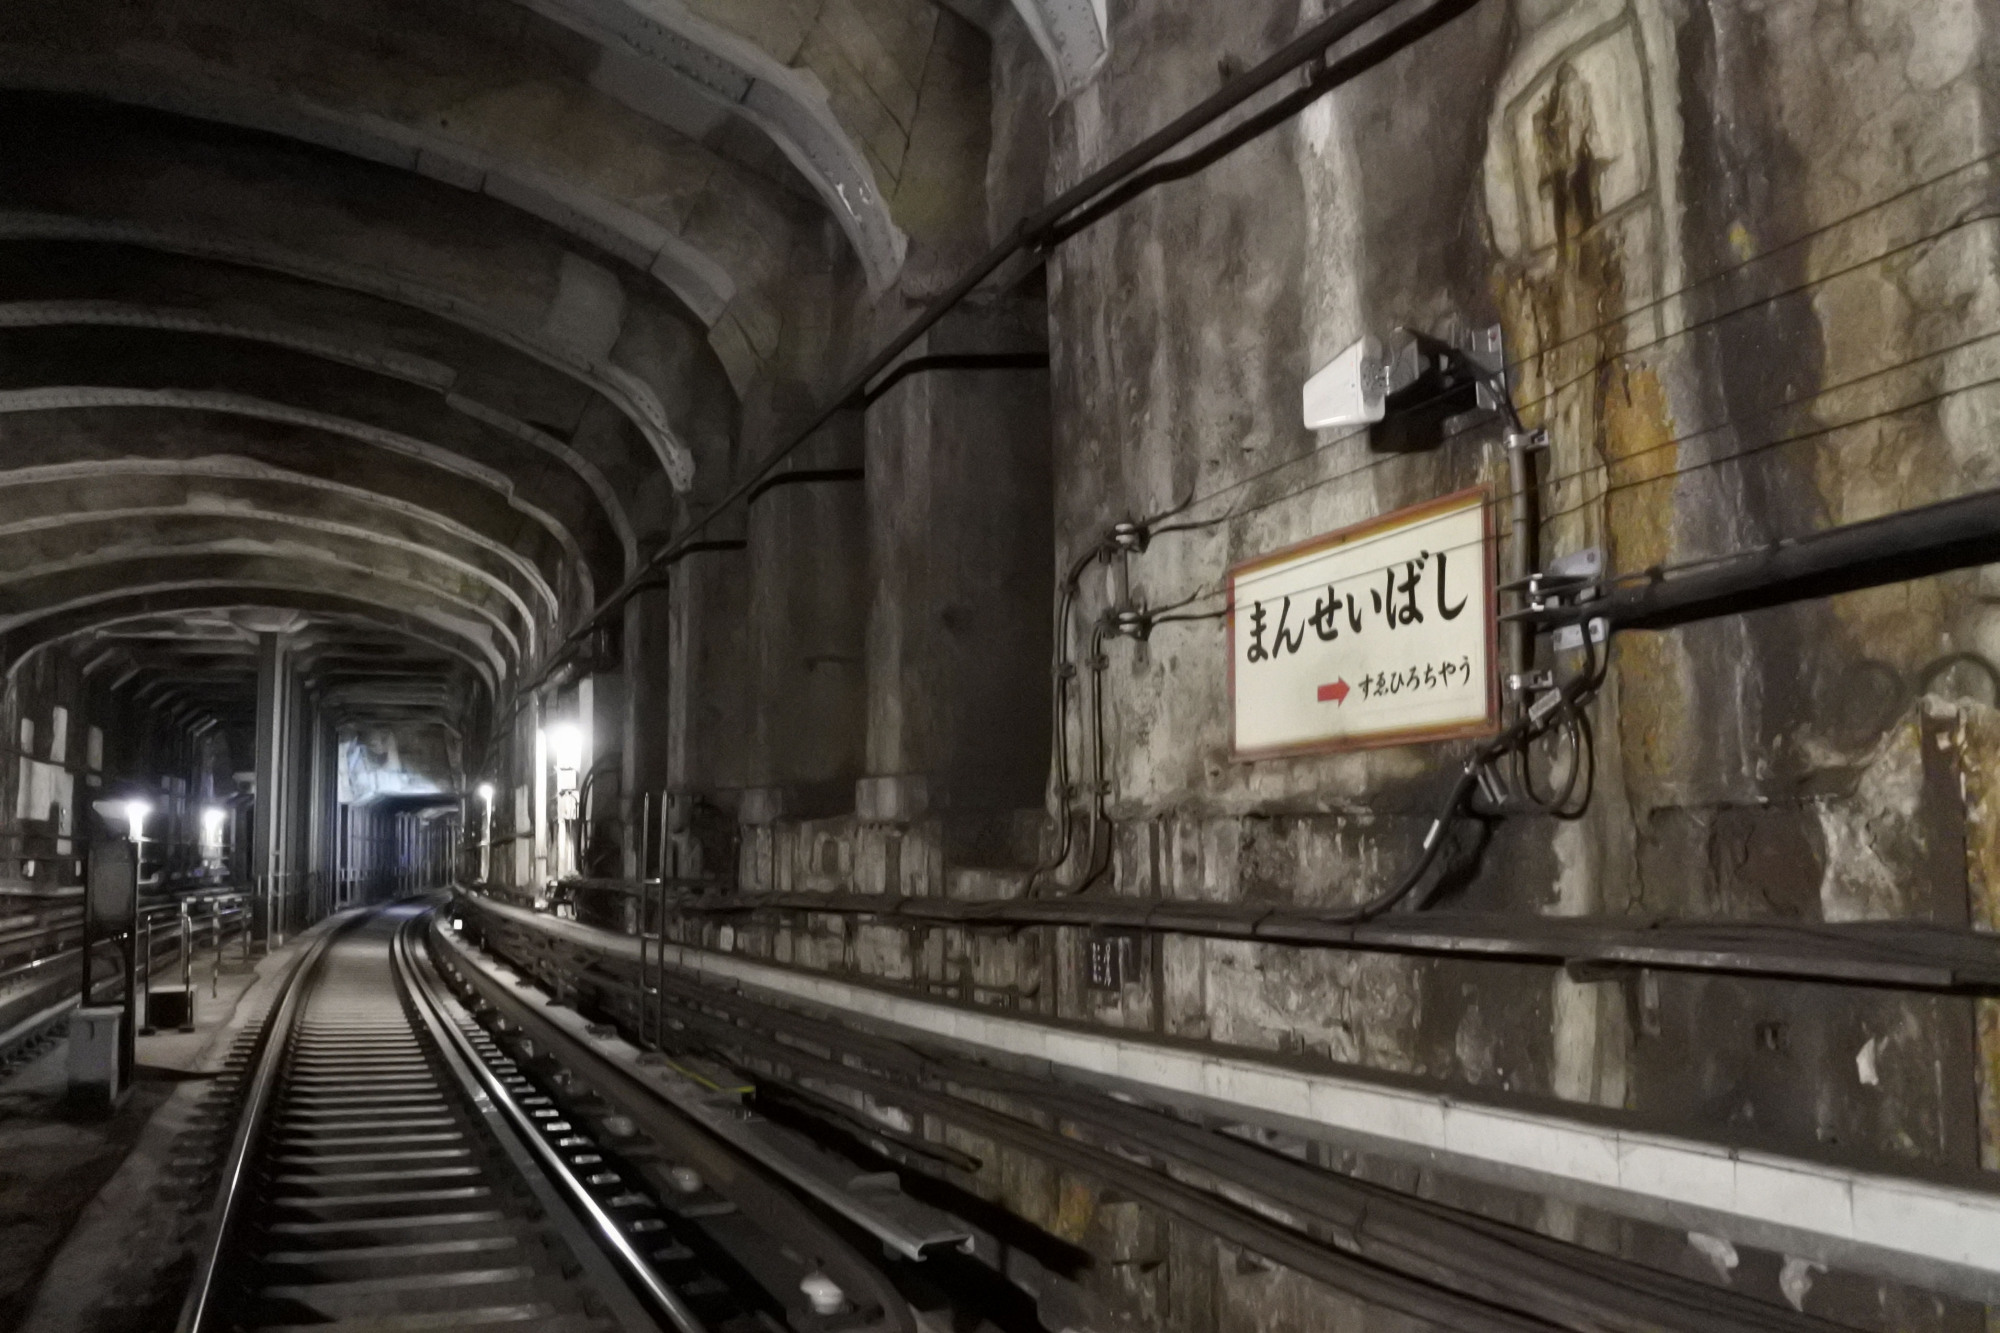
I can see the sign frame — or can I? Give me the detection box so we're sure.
[1227,485,1500,760]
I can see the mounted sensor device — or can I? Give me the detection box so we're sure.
[1303,327,1507,451]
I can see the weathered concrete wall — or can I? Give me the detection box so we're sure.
[42,0,1992,1323]
[862,303,1054,824]
[666,0,2000,1327]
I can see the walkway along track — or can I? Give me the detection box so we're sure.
[176,904,917,1333]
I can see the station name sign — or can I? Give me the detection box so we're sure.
[1229,487,1497,757]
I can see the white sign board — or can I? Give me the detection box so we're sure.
[1229,488,1497,757]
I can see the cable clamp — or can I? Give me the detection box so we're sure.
[1506,670,1553,695]
[1502,548,1602,613]
[1527,689,1567,727]
[1112,609,1151,640]
[1552,617,1609,652]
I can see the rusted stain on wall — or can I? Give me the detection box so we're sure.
[1954,704,2000,1174]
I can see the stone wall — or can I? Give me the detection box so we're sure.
[632,1,2000,1327]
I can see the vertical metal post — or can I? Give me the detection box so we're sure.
[137,906,153,1034]
[656,795,669,884]
[179,901,195,1031]
[639,791,652,890]
[641,878,656,1048]
[211,899,221,999]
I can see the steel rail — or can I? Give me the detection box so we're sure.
[389,910,707,1333]
[532,880,2000,992]
[427,912,945,1308]
[470,905,1849,1333]
[174,910,355,1333]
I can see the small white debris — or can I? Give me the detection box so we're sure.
[1856,1036,1880,1086]
[1779,1256,1824,1310]
[667,1165,703,1194]
[799,1271,846,1315]
[1688,1231,1739,1282]
[601,1114,636,1138]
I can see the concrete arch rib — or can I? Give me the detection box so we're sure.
[0,385,596,609]
[0,508,544,661]
[11,591,498,692]
[0,577,508,685]
[0,300,641,570]
[1006,0,1109,96]
[0,547,524,671]
[0,456,561,629]
[0,64,737,326]
[511,0,907,290]
[0,212,696,493]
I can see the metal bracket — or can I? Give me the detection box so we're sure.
[1502,548,1604,614]
[1467,324,1509,413]
[1553,617,1610,652]
[1506,670,1554,694]
[1527,689,1567,726]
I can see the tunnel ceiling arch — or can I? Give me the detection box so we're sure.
[0,0,1017,774]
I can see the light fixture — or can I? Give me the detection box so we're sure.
[476,781,496,804]
[125,799,152,842]
[201,806,227,838]
[549,723,584,775]
[1302,334,1388,430]
[1303,325,1506,451]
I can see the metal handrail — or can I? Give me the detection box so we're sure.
[173,914,353,1333]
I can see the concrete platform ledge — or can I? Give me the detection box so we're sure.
[467,895,2000,1303]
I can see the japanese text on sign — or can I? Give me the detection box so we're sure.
[1229,489,1496,756]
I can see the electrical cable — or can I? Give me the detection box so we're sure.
[1105,322,2000,629]
[505,0,1484,723]
[1116,182,2000,546]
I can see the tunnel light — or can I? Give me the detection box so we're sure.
[200,804,228,856]
[1302,334,1387,429]
[125,800,152,842]
[549,723,584,775]
[477,781,496,805]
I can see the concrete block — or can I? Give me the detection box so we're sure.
[1319,1083,1445,1150]
[739,785,787,825]
[1450,1107,1620,1189]
[1617,1133,1736,1213]
[1732,1154,1855,1236]
[66,1005,125,1114]
[1851,1177,2000,1268]
[856,773,928,823]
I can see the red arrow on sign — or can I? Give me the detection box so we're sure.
[1317,679,1351,704]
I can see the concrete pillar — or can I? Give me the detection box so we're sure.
[584,667,623,877]
[250,631,284,937]
[667,548,750,801]
[305,709,325,918]
[624,588,670,876]
[743,412,869,823]
[531,697,549,887]
[861,307,1054,830]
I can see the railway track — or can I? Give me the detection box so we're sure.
[178,904,913,1333]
